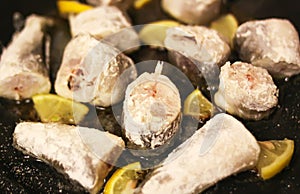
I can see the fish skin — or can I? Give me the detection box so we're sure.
[0,14,52,100]
[137,113,260,194]
[13,122,124,194]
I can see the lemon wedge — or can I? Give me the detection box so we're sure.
[256,139,294,180]
[57,0,93,16]
[134,0,152,9]
[104,162,143,194]
[183,88,213,120]
[139,20,180,48]
[210,13,238,47]
[32,94,89,124]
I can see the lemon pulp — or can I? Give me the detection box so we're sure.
[256,138,294,180]
[134,0,152,9]
[57,0,93,16]
[183,88,213,120]
[210,13,238,47]
[104,162,143,194]
[32,94,89,125]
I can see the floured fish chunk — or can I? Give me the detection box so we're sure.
[55,33,137,107]
[123,62,181,149]
[13,122,124,194]
[214,62,278,120]
[164,26,230,80]
[161,0,222,25]
[234,18,300,78]
[0,15,52,100]
[137,113,260,194]
[69,6,139,52]
[69,6,129,38]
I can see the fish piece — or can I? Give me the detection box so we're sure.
[164,25,230,81]
[69,6,129,38]
[137,113,260,194]
[234,18,300,78]
[54,33,137,107]
[161,0,222,25]
[69,6,139,52]
[214,61,278,120]
[123,62,181,149]
[13,122,125,194]
[0,14,52,100]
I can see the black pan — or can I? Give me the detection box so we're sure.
[0,0,299,193]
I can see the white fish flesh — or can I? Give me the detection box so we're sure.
[161,0,222,25]
[164,26,230,81]
[234,18,300,78]
[214,61,278,120]
[55,33,137,107]
[0,15,52,100]
[123,62,181,149]
[13,122,125,194]
[137,113,260,194]
[69,6,139,52]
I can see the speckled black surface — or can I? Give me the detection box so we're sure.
[0,0,300,193]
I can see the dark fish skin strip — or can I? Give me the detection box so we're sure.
[48,17,71,91]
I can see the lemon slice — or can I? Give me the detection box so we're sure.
[139,20,180,48]
[256,139,294,180]
[134,0,152,9]
[57,0,93,16]
[104,162,143,194]
[210,13,238,47]
[32,94,89,124]
[183,88,213,120]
